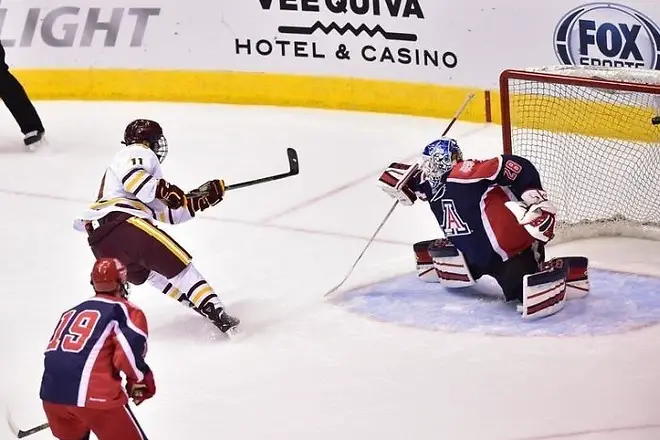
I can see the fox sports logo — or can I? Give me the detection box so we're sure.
[554,3,660,70]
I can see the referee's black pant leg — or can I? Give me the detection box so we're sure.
[0,68,45,135]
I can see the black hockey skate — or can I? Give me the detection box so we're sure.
[201,302,240,336]
[24,130,45,151]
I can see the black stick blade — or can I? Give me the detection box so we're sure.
[287,148,299,175]
[16,423,50,438]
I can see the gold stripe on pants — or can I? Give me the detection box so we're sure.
[127,217,191,265]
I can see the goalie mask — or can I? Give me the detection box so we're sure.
[420,137,463,196]
[122,119,169,163]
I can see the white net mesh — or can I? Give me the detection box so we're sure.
[502,66,660,243]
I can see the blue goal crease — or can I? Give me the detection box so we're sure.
[335,269,660,337]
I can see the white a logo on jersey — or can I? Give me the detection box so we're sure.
[442,200,472,237]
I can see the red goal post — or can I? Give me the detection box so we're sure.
[499,66,660,242]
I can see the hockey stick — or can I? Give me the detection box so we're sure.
[653,116,660,125]
[6,396,149,438]
[187,148,299,198]
[323,92,476,298]
[323,199,399,297]
[6,407,49,438]
[226,147,299,191]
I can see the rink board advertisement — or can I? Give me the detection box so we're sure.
[1,0,659,120]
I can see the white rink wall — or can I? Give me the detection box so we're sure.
[1,0,658,87]
[0,0,659,123]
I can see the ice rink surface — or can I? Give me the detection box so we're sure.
[0,101,659,440]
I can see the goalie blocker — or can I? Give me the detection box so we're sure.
[414,239,589,320]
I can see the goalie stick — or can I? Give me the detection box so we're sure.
[323,92,476,297]
[6,408,49,438]
[187,147,299,198]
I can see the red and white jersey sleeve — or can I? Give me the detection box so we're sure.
[447,155,544,199]
[446,157,503,183]
[108,298,150,384]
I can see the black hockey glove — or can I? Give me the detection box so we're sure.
[155,179,187,209]
[187,179,225,212]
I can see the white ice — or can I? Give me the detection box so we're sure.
[0,102,659,440]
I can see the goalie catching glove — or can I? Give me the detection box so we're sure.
[187,179,225,212]
[505,189,558,243]
[378,162,425,206]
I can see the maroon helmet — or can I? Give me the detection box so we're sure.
[122,119,168,163]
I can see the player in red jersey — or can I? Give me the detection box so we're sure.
[40,258,155,440]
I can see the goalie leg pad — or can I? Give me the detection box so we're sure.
[428,239,476,288]
[414,239,476,287]
[521,263,568,320]
[542,256,589,299]
[566,256,589,298]
[414,239,440,283]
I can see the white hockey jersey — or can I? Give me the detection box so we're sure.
[73,143,194,232]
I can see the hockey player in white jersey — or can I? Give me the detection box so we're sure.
[73,119,240,335]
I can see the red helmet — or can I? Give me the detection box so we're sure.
[91,258,128,295]
[122,119,168,163]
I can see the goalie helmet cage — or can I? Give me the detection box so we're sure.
[499,66,660,243]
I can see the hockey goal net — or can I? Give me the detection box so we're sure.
[499,66,660,243]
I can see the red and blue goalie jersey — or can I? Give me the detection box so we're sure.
[412,154,542,271]
[40,295,150,409]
